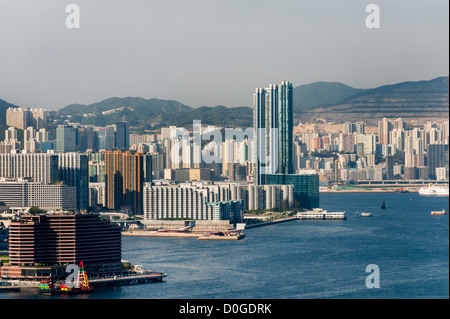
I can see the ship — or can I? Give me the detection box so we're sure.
[360,212,373,217]
[431,209,448,215]
[419,185,449,197]
[39,261,93,295]
[381,200,386,209]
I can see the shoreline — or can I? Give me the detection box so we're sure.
[320,188,420,193]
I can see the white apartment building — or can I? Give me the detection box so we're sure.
[0,177,77,211]
[143,181,294,220]
[0,151,59,184]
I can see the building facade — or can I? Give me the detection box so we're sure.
[0,177,77,211]
[105,150,151,214]
[263,173,320,210]
[1,213,122,280]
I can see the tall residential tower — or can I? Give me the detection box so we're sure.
[253,80,294,184]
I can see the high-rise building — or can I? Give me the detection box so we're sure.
[2,212,122,280]
[105,150,151,214]
[96,127,116,151]
[56,125,79,153]
[263,173,319,210]
[88,152,106,183]
[427,144,449,179]
[143,181,292,220]
[386,155,394,180]
[253,87,267,185]
[0,177,77,211]
[253,81,293,184]
[6,108,28,130]
[378,118,392,145]
[58,153,89,211]
[112,121,129,150]
[6,107,47,130]
[278,80,294,175]
[0,152,59,184]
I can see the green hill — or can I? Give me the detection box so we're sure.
[55,97,253,130]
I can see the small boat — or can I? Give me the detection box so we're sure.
[361,212,372,217]
[38,261,93,295]
[431,209,448,215]
[381,200,386,209]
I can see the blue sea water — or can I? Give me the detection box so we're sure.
[2,192,448,299]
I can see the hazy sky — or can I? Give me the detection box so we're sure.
[0,0,448,110]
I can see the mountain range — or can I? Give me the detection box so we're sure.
[1,76,448,131]
[297,76,449,124]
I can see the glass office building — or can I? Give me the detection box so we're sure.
[263,174,319,210]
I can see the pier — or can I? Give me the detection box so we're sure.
[89,272,167,288]
[0,272,167,293]
[244,217,298,229]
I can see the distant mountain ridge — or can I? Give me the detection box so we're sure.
[1,76,448,129]
[293,82,367,112]
[298,76,449,124]
[54,97,253,130]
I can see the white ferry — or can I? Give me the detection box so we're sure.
[360,212,373,217]
[296,208,346,220]
[418,185,449,197]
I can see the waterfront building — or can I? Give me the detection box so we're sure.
[143,181,293,220]
[1,212,122,280]
[207,200,243,224]
[263,173,319,210]
[427,144,449,179]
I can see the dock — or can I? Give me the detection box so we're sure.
[89,272,167,288]
[244,217,298,229]
[0,272,167,293]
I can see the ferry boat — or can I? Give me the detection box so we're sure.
[296,208,347,220]
[431,209,448,215]
[360,212,373,217]
[419,185,449,197]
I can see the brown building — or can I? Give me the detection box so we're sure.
[105,150,151,214]
[1,213,122,280]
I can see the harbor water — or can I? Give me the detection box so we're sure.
[1,192,448,299]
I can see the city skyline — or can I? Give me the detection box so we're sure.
[0,0,448,110]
